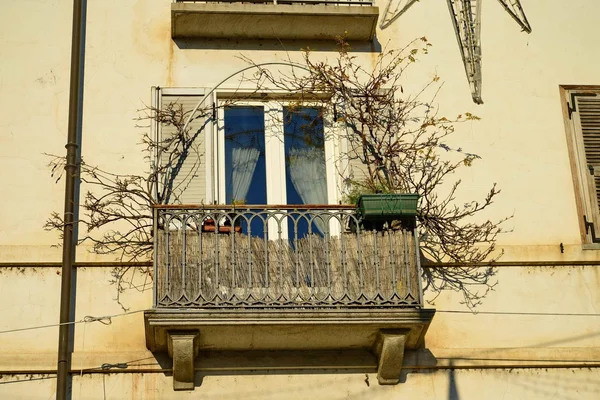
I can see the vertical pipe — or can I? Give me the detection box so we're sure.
[56,1,84,399]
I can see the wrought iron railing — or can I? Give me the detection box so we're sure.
[154,205,423,308]
[174,0,374,6]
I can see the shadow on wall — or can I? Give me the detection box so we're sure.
[172,37,382,53]
[152,349,379,389]
[152,348,439,389]
[447,360,460,400]
[490,367,600,400]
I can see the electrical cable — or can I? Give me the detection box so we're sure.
[2,308,600,336]
[435,310,600,317]
[0,309,145,335]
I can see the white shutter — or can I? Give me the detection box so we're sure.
[156,89,208,204]
[571,93,600,239]
[340,90,394,199]
[346,133,371,187]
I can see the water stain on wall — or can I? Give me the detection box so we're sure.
[131,0,174,86]
[167,40,175,87]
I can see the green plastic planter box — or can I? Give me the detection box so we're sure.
[357,193,420,220]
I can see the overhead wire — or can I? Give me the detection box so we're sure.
[3,308,600,336]
[435,310,600,317]
[0,309,145,335]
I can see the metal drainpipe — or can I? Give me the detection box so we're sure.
[56,1,84,399]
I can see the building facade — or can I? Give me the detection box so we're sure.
[1,0,600,398]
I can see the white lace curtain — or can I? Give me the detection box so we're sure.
[231,147,260,203]
[288,147,328,234]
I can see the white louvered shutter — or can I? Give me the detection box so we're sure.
[157,89,207,204]
[572,94,600,238]
[342,94,393,198]
[345,133,371,187]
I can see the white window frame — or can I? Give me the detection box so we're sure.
[152,87,352,213]
[212,92,341,206]
[213,91,343,239]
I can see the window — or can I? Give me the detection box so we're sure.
[562,86,600,244]
[216,100,340,239]
[154,89,351,237]
[217,102,336,207]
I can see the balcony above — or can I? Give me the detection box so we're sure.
[145,205,434,390]
[171,0,379,41]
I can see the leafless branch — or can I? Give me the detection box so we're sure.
[45,38,508,309]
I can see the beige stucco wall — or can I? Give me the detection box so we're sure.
[1,367,600,400]
[0,264,598,398]
[1,264,598,350]
[1,0,599,252]
[1,0,600,398]
[0,265,598,353]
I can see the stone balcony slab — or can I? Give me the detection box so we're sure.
[172,2,379,40]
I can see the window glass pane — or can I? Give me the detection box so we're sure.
[283,106,327,237]
[224,106,266,204]
[224,106,266,237]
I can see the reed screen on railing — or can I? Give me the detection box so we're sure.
[155,206,421,308]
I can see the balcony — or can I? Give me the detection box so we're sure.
[144,205,435,390]
[171,0,379,41]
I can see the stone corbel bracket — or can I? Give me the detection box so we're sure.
[167,330,199,390]
[374,329,409,385]
[146,308,435,390]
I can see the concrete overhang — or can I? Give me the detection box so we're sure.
[144,308,435,390]
[171,3,379,41]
